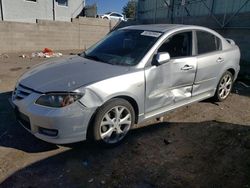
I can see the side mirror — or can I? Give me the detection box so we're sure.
[155,52,170,65]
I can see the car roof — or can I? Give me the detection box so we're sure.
[107,12,122,15]
[120,24,211,33]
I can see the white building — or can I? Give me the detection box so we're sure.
[0,0,85,23]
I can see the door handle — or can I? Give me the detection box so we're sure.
[181,65,193,71]
[217,57,224,63]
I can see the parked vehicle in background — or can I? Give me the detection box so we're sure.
[12,24,240,146]
[101,12,125,21]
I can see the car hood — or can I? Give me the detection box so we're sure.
[19,56,130,93]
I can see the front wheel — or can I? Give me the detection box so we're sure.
[214,71,233,102]
[92,98,135,146]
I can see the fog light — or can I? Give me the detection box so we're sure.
[38,127,58,137]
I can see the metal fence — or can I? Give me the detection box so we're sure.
[137,0,250,28]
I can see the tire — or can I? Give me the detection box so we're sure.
[92,98,135,146]
[214,71,233,102]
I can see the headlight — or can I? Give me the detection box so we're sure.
[35,93,84,108]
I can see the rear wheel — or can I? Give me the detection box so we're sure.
[214,71,233,101]
[92,98,135,146]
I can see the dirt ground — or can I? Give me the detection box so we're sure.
[0,51,250,188]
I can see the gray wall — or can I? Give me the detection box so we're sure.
[1,0,85,23]
[0,17,117,53]
[55,0,85,21]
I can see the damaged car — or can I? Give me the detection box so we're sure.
[12,24,240,146]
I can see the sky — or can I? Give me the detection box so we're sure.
[86,0,129,14]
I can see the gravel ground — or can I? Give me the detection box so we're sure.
[0,51,250,188]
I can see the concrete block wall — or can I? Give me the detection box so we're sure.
[0,18,118,53]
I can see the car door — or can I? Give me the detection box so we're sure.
[192,30,224,97]
[145,31,197,114]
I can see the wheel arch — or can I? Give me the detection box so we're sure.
[86,95,140,140]
[213,69,235,102]
[113,95,139,124]
[217,67,236,86]
[227,68,236,79]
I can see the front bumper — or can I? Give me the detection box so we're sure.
[11,92,96,144]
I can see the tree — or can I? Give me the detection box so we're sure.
[122,0,136,19]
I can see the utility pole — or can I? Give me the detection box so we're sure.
[171,0,175,24]
[154,0,157,24]
[0,0,4,21]
[53,0,55,21]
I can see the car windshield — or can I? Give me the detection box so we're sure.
[82,29,162,66]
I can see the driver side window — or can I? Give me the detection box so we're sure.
[158,32,192,58]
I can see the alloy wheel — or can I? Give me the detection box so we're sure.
[218,73,233,100]
[99,106,132,144]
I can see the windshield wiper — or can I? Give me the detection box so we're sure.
[107,61,126,66]
[83,53,102,62]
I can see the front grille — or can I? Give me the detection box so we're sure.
[15,108,31,130]
[13,84,33,100]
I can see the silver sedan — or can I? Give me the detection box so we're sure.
[12,24,240,146]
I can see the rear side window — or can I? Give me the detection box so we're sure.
[197,31,222,54]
